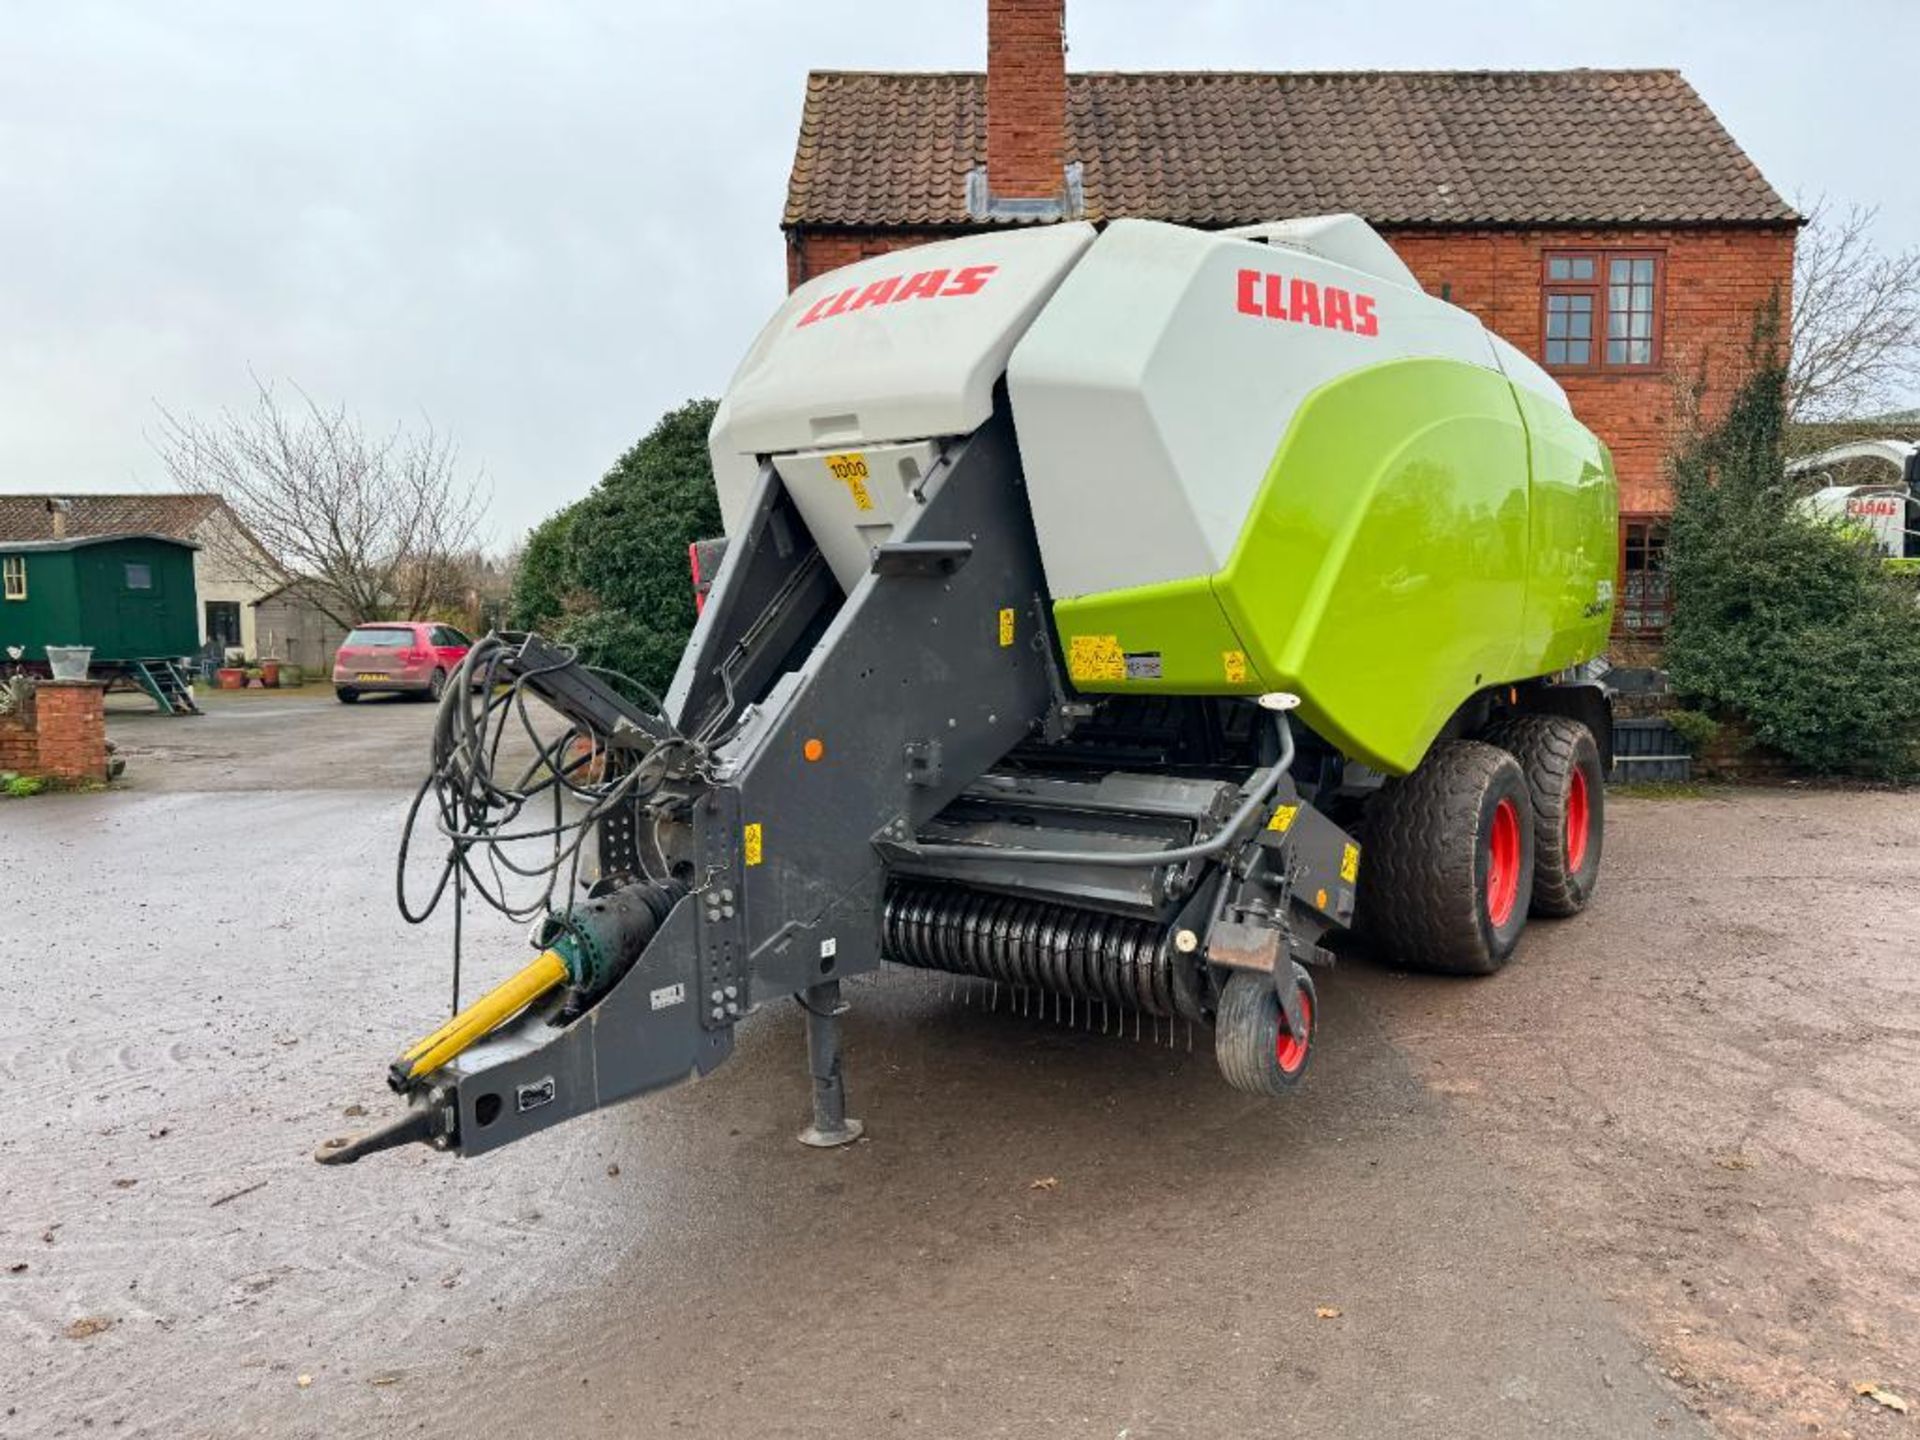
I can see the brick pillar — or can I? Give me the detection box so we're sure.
[31,680,108,784]
[986,0,1066,200]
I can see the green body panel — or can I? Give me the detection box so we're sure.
[1052,358,1616,774]
[0,538,199,663]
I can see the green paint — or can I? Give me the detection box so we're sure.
[0,537,199,663]
[1053,357,1615,774]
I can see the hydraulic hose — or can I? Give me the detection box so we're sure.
[903,711,1296,869]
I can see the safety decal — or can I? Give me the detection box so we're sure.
[1267,804,1299,834]
[1123,651,1162,681]
[1222,650,1248,684]
[998,608,1015,647]
[824,452,874,512]
[1067,634,1126,683]
[1340,843,1361,883]
[743,822,764,867]
[650,982,687,1011]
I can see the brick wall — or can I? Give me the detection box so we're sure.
[1386,225,1796,514]
[0,680,108,784]
[787,220,1796,518]
[987,0,1066,199]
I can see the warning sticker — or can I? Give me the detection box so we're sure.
[1124,651,1162,681]
[1222,650,1249,684]
[823,452,874,512]
[743,822,764,867]
[1340,843,1361,883]
[1067,634,1126,683]
[997,607,1015,647]
[1267,804,1299,834]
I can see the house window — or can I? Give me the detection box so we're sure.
[1619,519,1672,633]
[1543,252,1662,371]
[124,562,152,590]
[2,556,23,601]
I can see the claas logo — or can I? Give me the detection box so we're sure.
[797,265,998,328]
[1235,268,1379,337]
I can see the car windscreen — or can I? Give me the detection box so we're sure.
[344,628,412,647]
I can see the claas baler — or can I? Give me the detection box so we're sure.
[322,214,1616,1165]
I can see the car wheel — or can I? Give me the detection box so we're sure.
[336,687,359,704]
[426,668,447,702]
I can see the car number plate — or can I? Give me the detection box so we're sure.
[355,672,384,681]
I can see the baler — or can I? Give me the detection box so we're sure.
[322,214,1617,1165]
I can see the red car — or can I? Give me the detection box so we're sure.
[333,622,472,703]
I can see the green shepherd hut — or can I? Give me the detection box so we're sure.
[1,518,202,713]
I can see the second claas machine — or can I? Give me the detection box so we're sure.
[322,214,1617,1166]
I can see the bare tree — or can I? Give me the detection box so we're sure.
[157,381,488,629]
[1789,200,1920,423]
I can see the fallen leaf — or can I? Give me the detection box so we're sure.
[112,1178,138,1189]
[606,1163,620,1178]
[1029,1176,1059,1191]
[1315,1306,1342,1320]
[1713,1154,1753,1171]
[344,1104,366,1118]
[1854,1382,1909,1413]
[296,1374,312,1389]
[64,1317,113,1340]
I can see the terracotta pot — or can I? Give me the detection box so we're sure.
[259,661,281,688]
[216,668,245,690]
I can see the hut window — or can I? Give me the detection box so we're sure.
[124,562,152,590]
[2,556,23,601]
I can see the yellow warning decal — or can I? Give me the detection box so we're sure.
[1066,634,1126,683]
[743,822,764,867]
[1267,804,1299,833]
[823,452,874,512]
[997,607,1015,647]
[1223,650,1249,684]
[1340,843,1361,883]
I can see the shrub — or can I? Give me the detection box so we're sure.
[6,775,45,798]
[1662,707,1723,756]
[1664,310,1920,778]
[508,398,721,696]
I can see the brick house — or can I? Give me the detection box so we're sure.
[780,0,1798,636]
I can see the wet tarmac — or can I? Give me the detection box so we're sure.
[1,692,1914,1438]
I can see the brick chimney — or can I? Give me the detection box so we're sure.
[46,497,69,540]
[974,0,1077,218]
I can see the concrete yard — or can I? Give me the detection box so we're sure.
[2,690,1916,1438]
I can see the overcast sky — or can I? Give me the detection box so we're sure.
[3,0,1915,545]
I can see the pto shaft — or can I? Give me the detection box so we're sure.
[389,949,570,1090]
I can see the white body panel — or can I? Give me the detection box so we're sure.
[772,440,942,591]
[1005,219,1509,599]
[708,224,1097,532]
[1800,484,1913,558]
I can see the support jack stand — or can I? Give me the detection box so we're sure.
[797,981,864,1148]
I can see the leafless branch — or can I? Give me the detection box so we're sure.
[155,381,488,630]
[1789,199,1920,423]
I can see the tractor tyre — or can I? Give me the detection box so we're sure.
[1214,966,1316,1096]
[1482,714,1604,918]
[335,687,360,704]
[1355,740,1534,976]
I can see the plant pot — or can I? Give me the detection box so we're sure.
[46,645,93,680]
[278,663,303,687]
[216,668,245,690]
[259,661,281,688]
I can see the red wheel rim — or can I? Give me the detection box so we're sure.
[1486,797,1522,928]
[1275,991,1312,1075]
[1565,767,1591,874]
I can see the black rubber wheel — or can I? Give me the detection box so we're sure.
[1214,966,1316,1096]
[426,668,447,702]
[1482,714,1605,918]
[335,687,360,704]
[1355,739,1535,975]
